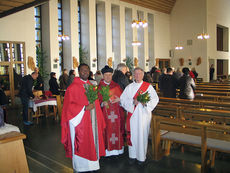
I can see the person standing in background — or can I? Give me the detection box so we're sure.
[210,64,215,81]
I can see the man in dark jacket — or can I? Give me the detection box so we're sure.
[19,72,38,125]
[49,72,60,95]
[112,63,129,90]
[161,68,178,98]
[178,67,196,100]
[59,69,68,90]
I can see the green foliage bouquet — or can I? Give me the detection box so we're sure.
[84,84,98,104]
[99,85,111,102]
[137,90,150,107]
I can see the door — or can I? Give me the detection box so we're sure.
[156,59,170,69]
[0,41,26,104]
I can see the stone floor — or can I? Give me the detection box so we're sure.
[6,106,230,173]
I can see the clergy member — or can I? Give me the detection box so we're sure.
[98,65,125,157]
[61,63,106,172]
[120,67,159,165]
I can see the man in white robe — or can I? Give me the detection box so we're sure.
[120,67,159,164]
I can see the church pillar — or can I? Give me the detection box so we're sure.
[132,8,138,67]
[125,8,133,65]
[81,0,97,73]
[148,14,154,68]
[105,1,113,67]
[112,5,121,68]
[137,11,144,69]
[96,2,106,70]
[41,0,59,89]
[144,11,149,71]
[120,5,126,65]
[62,0,79,71]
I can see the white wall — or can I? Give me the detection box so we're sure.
[207,0,230,76]
[0,8,36,75]
[171,0,208,81]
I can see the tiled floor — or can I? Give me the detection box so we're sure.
[6,106,230,173]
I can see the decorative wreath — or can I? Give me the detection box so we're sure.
[197,57,201,66]
[134,57,138,67]
[107,57,113,67]
[28,56,35,70]
[73,56,79,69]
[179,58,184,66]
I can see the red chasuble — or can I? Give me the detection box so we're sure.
[61,77,106,161]
[98,80,125,151]
[126,81,150,146]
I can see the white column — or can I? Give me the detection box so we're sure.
[144,11,149,71]
[89,0,97,73]
[148,13,154,68]
[125,8,133,62]
[132,8,138,64]
[105,1,113,64]
[96,2,106,70]
[63,0,79,71]
[42,0,59,89]
[81,0,97,73]
[138,11,144,69]
[120,5,126,64]
[112,5,121,68]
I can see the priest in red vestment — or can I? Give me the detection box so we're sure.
[98,65,125,157]
[61,63,106,172]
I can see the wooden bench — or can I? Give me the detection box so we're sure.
[0,131,29,172]
[151,115,230,173]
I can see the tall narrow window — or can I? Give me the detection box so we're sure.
[78,0,81,45]
[217,24,229,52]
[58,0,63,73]
[35,6,42,48]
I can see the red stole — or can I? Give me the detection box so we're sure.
[98,80,125,151]
[126,81,150,146]
[61,77,106,161]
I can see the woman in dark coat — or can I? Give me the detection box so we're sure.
[49,72,60,95]
[178,68,196,100]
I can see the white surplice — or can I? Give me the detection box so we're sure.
[120,81,159,162]
[69,107,100,172]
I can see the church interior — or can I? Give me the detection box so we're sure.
[1,0,230,172]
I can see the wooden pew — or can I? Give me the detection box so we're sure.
[151,115,230,173]
[0,132,29,172]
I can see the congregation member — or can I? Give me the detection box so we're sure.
[19,72,38,125]
[61,63,106,172]
[34,67,44,91]
[98,65,125,157]
[191,67,198,79]
[59,69,68,90]
[174,67,183,80]
[158,67,167,92]
[120,67,159,165]
[150,66,161,83]
[88,71,97,85]
[67,69,76,88]
[178,67,196,100]
[94,70,103,84]
[112,63,129,90]
[161,67,178,98]
[49,72,60,95]
[210,64,215,81]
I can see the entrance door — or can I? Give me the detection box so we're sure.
[156,59,170,69]
[0,41,26,104]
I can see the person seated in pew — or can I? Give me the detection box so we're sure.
[178,67,196,100]
[49,72,60,95]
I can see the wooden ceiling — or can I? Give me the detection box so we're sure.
[0,0,49,18]
[121,0,177,14]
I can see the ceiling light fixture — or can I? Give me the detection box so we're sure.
[132,41,141,46]
[197,33,210,40]
[58,34,70,41]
